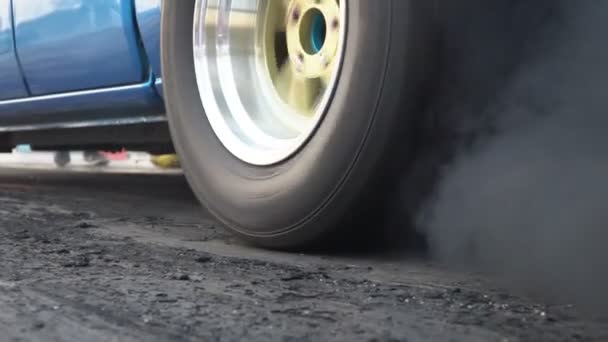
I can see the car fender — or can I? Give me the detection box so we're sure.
[134,0,163,97]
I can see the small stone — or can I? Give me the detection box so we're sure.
[195,256,212,263]
[13,230,30,240]
[63,255,90,268]
[73,212,92,219]
[32,321,45,330]
[74,221,96,229]
[103,256,114,263]
[172,274,190,281]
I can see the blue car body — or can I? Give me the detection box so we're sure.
[0,0,165,138]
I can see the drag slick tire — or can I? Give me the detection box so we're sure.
[161,0,435,249]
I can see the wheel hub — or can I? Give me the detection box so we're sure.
[192,0,345,165]
[285,0,340,79]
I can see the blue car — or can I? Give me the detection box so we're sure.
[0,0,434,249]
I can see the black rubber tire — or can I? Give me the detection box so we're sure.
[161,0,437,250]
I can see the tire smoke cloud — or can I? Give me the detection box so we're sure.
[409,0,608,316]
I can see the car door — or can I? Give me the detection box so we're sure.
[0,0,28,100]
[12,0,146,96]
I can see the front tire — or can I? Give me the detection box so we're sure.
[161,0,436,249]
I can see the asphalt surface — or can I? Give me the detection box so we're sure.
[0,170,607,342]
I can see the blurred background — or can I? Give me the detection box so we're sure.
[3,145,181,174]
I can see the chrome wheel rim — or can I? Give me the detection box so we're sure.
[193,0,346,166]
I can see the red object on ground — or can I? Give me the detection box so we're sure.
[100,149,129,161]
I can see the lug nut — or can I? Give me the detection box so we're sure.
[295,53,304,72]
[320,53,329,66]
[292,7,301,22]
[331,18,339,30]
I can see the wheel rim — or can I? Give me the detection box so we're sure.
[193,0,346,166]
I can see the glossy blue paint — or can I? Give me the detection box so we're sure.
[0,73,164,130]
[12,0,146,95]
[0,0,166,131]
[134,0,161,79]
[0,0,28,100]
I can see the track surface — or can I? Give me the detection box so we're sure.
[0,170,606,342]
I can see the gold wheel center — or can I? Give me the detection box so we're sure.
[286,0,340,79]
[261,0,342,116]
